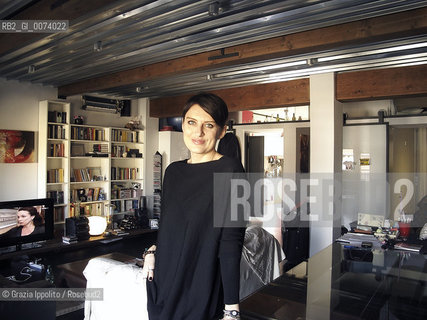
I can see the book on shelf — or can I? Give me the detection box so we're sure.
[70,187,104,202]
[111,167,139,180]
[71,126,105,141]
[111,200,121,213]
[71,167,102,182]
[93,144,109,153]
[48,124,66,139]
[111,145,128,158]
[54,207,65,222]
[49,143,65,157]
[111,129,139,143]
[62,235,78,244]
[47,190,64,204]
[47,168,64,183]
[87,188,94,201]
[48,111,67,124]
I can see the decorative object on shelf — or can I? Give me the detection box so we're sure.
[73,115,84,124]
[284,108,289,121]
[120,214,138,230]
[125,116,142,130]
[65,216,90,240]
[0,129,36,163]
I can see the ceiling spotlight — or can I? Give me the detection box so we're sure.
[93,41,103,52]
[136,86,142,93]
[206,74,212,80]
[28,65,35,74]
[208,2,220,16]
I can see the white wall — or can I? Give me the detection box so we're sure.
[0,78,57,201]
[139,98,159,197]
[309,73,343,257]
[158,131,189,176]
[343,100,394,118]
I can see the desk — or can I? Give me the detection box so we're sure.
[240,242,427,320]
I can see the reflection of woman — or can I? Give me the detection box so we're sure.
[0,130,35,163]
[143,93,245,320]
[2,207,44,237]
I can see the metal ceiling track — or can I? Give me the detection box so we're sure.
[0,0,426,98]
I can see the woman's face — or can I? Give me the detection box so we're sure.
[182,104,225,157]
[17,210,34,227]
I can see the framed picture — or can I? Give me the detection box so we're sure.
[71,143,85,156]
[0,130,36,163]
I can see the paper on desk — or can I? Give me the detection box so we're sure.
[336,232,382,248]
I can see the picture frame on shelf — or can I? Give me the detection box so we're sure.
[71,143,85,156]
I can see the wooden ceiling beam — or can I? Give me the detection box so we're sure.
[336,65,427,101]
[58,7,427,97]
[149,79,310,118]
[151,64,427,118]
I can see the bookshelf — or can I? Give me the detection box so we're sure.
[70,124,110,219]
[110,128,144,219]
[39,101,145,225]
[38,100,70,223]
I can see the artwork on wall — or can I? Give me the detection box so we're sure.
[0,130,36,163]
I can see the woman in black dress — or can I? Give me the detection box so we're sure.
[1,206,44,237]
[143,93,245,320]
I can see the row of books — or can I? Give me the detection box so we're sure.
[47,190,65,204]
[47,168,64,183]
[48,111,67,124]
[71,167,101,182]
[93,144,108,153]
[111,187,143,200]
[71,126,105,141]
[111,167,140,180]
[69,202,103,217]
[49,143,65,157]
[48,124,66,139]
[111,199,139,213]
[70,187,104,203]
[153,191,161,218]
[111,129,140,143]
[54,207,65,222]
[111,145,130,158]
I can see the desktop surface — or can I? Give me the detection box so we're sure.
[240,242,427,320]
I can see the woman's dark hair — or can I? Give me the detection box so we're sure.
[18,206,43,227]
[182,93,228,128]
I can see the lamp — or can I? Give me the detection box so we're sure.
[88,216,107,236]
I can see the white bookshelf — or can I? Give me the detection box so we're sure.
[39,101,145,224]
[69,124,110,218]
[110,127,144,216]
[38,100,70,223]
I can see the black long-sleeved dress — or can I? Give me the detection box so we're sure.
[147,156,245,320]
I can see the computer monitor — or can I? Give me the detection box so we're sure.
[0,198,54,253]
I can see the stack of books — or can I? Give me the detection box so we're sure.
[62,235,78,244]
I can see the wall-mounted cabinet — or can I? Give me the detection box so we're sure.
[38,100,145,224]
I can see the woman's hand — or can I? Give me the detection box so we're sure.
[142,245,156,281]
